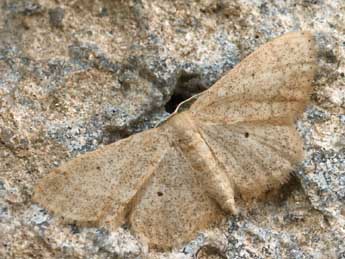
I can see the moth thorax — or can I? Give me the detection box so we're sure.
[166,112,199,144]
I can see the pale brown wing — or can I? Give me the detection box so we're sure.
[190,31,317,124]
[34,126,222,250]
[186,31,318,200]
[194,122,303,200]
[128,142,223,250]
[33,128,171,228]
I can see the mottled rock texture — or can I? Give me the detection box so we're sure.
[0,0,344,258]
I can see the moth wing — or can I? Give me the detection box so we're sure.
[33,128,170,228]
[190,31,317,123]
[34,127,222,249]
[129,143,223,249]
[187,32,318,199]
[194,122,303,199]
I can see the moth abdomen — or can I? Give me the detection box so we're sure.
[164,111,238,214]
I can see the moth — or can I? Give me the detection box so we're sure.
[34,31,321,250]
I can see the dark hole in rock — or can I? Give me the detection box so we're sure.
[69,224,80,234]
[103,126,132,145]
[323,49,337,64]
[196,245,227,259]
[165,94,186,113]
[48,7,65,28]
[122,223,130,230]
[303,0,321,5]
[0,180,5,191]
[157,191,163,197]
[244,132,249,138]
[165,70,207,113]
[264,175,302,204]
[99,7,108,17]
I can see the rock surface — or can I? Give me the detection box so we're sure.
[0,0,344,258]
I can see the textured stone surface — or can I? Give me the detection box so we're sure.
[0,0,344,258]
